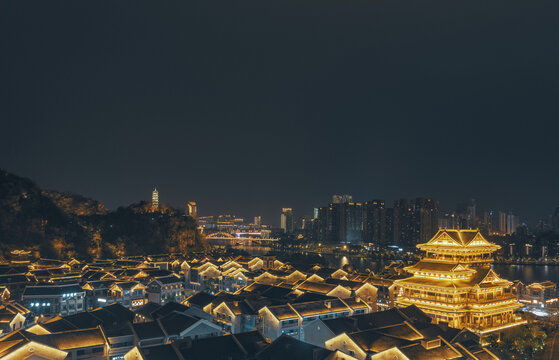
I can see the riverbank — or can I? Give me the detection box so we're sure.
[494,260,559,266]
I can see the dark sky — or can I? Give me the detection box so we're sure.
[1,0,558,226]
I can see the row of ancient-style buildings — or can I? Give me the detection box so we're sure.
[1,252,400,318]
[0,299,500,360]
[0,229,540,359]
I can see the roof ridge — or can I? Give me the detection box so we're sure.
[155,318,169,340]
[230,333,249,355]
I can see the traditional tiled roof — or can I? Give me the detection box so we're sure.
[0,274,33,285]
[341,297,372,311]
[291,292,333,303]
[40,303,134,333]
[323,278,363,290]
[136,343,182,360]
[221,300,255,316]
[0,301,30,315]
[151,302,190,319]
[132,321,165,340]
[290,299,349,317]
[0,339,27,358]
[374,322,424,341]
[142,269,174,277]
[399,305,433,324]
[152,275,181,285]
[134,302,162,319]
[159,313,200,336]
[184,292,215,308]
[23,284,84,296]
[265,304,298,320]
[24,327,107,350]
[82,280,116,290]
[527,280,556,288]
[404,260,475,274]
[418,229,500,252]
[177,332,250,360]
[295,280,337,294]
[395,267,512,290]
[349,330,415,352]
[255,334,332,360]
[398,338,463,360]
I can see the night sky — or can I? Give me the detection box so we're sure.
[1,1,558,225]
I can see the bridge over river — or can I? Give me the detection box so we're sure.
[205,232,280,246]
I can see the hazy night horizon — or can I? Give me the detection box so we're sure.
[2,1,559,226]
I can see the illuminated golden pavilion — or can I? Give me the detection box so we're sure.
[394,229,526,334]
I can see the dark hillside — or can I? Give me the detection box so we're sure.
[0,169,205,260]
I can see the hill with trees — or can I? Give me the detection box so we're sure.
[0,169,205,260]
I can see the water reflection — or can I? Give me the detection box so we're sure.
[492,264,558,284]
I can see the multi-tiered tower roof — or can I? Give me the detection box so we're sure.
[394,229,525,334]
[151,187,159,212]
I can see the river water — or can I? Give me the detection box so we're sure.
[228,245,559,285]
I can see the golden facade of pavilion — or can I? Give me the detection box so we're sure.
[394,229,526,334]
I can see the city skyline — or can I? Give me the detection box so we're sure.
[0,169,548,228]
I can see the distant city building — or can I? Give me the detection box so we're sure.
[187,201,197,218]
[332,194,353,204]
[281,208,294,233]
[466,199,477,228]
[198,214,270,233]
[301,216,314,230]
[363,200,387,249]
[438,212,456,229]
[506,213,520,235]
[315,197,437,247]
[198,215,246,232]
[151,187,159,211]
[316,201,363,244]
[486,210,500,235]
[499,211,507,234]
[393,198,438,249]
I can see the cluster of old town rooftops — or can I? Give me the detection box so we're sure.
[0,229,553,359]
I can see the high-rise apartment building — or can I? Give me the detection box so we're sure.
[363,200,387,249]
[466,199,477,228]
[487,211,500,235]
[281,208,294,233]
[498,212,507,234]
[506,213,520,235]
[438,213,456,229]
[315,196,437,247]
[342,202,363,244]
[416,198,439,244]
[301,216,314,230]
[316,201,363,244]
[393,198,438,249]
[393,199,411,248]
